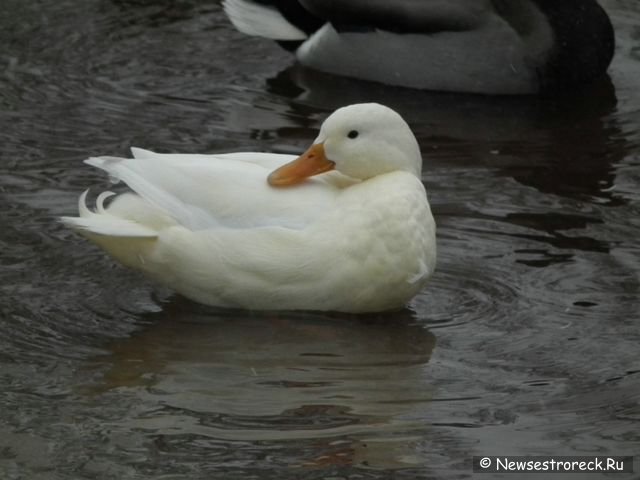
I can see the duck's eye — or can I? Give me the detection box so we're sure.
[347,130,359,139]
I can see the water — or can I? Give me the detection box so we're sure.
[1,1,639,478]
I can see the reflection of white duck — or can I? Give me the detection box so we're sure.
[62,103,436,313]
[223,0,614,95]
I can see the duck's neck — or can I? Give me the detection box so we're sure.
[530,0,615,92]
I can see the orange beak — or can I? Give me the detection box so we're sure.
[267,143,335,187]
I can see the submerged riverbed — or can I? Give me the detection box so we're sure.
[1,1,639,478]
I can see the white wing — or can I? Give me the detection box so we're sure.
[87,149,341,231]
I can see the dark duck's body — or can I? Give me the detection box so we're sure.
[223,0,615,95]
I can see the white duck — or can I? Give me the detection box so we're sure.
[223,0,614,95]
[62,103,436,313]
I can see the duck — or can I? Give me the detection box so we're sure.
[61,103,437,313]
[222,0,615,95]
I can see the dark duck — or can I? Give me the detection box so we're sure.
[223,0,615,95]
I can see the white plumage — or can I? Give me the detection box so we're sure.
[62,103,436,313]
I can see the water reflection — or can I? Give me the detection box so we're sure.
[88,300,436,468]
[265,65,627,199]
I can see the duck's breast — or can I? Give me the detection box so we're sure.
[308,172,437,311]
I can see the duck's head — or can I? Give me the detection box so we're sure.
[268,103,422,186]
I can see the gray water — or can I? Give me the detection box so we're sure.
[1,1,639,479]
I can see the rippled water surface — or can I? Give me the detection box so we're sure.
[1,1,640,478]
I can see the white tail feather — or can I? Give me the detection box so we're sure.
[130,147,155,159]
[61,190,158,238]
[84,156,215,230]
[223,0,307,41]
